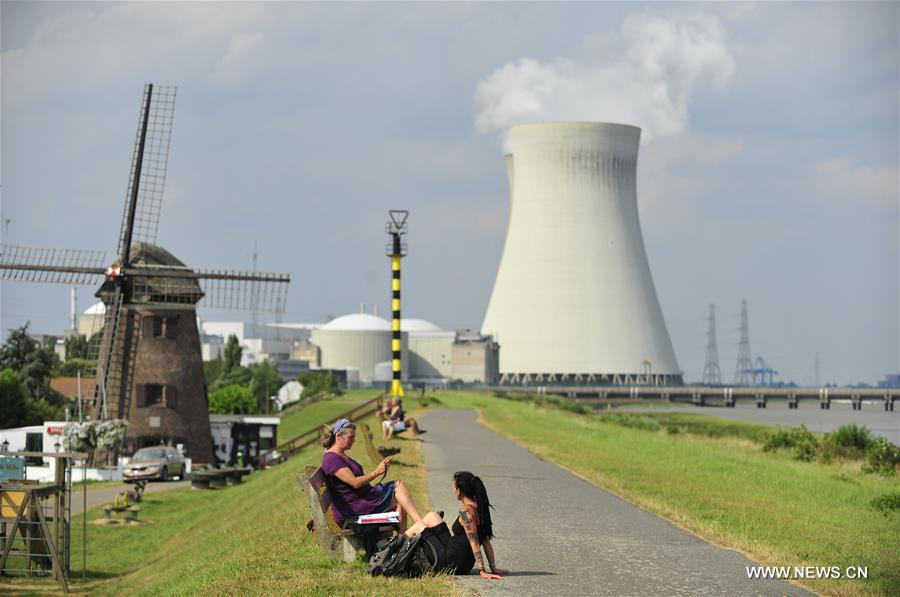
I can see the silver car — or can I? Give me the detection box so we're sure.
[124,446,185,481]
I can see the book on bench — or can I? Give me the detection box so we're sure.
[357,511,400,525]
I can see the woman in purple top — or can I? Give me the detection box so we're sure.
[320,418,424,530]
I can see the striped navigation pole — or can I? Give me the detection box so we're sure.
[386,210,408,398]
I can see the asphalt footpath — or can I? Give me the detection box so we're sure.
[419,409,810,597]
[70,480,189,516]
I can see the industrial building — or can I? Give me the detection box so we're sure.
[310,313,410,383]
[482,122,682,385]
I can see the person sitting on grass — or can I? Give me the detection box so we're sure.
[381,398,425,440]
[321,418,424,531]
[404,471,511,580]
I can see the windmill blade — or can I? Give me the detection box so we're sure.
[0,244,106,284]
[195,268,290,313]
[124,265,290,312]
[117,84,177,261]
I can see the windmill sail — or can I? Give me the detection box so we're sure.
[117,84,176,260]
[0,245,105,284]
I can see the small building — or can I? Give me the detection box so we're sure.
[451,330,500,384]
[209,414,280,468]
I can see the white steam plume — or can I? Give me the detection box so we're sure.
[475,13,735,142]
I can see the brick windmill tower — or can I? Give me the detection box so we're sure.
[0,84,290,464]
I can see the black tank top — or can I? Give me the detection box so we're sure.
[444,516,476,574]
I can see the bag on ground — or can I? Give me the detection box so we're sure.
[368,522,454,577]
[416,522,453,573]
[368,534,422,577]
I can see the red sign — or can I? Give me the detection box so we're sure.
[47,426,65,435]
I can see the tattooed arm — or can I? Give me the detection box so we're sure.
[482,539,511,576]
[460,506,502,580]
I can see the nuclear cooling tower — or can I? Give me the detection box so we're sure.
[481,122,682,385]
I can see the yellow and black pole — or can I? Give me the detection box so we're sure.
[386,210,409,398]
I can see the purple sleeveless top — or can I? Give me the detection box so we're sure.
[321,451,383,524]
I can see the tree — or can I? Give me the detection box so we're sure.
[223,334,242,373]
[208,384,256,415]
[64,334,90,360]
[298,370,342,399]
[0,368,66,429]
[203,357,224,385]
[54,358,94,377]
[0,323,62,404]
[210,364,252,392]
[249,360,283,414]
[0,369,30,428]
[0,323,39,372]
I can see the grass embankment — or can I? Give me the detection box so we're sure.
[2,391,454,596]
[277,390,373,441]
[436,391,900,597]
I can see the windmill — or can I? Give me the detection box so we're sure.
[0,84,290,464]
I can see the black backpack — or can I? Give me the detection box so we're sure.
[416,522,453,573]
[368,522,453,577]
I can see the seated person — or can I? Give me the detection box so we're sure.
[403,471,510,579]
[380,399,393,420]
[321,418,423,530]
[381,398,424,439]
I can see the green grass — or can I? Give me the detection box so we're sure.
[437,391,900,597]
[277,389,379,442]
[1,396,453,596]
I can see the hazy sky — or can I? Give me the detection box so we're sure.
[2,2,898,385]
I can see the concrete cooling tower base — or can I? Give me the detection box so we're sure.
[481,122,683,386]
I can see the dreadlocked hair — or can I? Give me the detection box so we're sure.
[453,471,494,541]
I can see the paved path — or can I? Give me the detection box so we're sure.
[420,409,810,596]
[70,480,189,515]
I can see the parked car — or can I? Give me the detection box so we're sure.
[124,446,185,481]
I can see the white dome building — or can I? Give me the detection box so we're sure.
[78,301,107,338]
[310,314,409,382]
[481,122,682,385]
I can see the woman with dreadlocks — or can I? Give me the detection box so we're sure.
[404,471,511,579]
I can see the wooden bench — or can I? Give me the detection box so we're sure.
[190,467,251,489]
[298,464,398,563]
[358,423,401,463]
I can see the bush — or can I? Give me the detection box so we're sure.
[870,491,900,515]
[827,424,873,451]
[297,371,343,399]
[597,413,661,432]
[763,425,819,461]
[863,437,900,476]
[558,401,588,415]
[208,384,256,414]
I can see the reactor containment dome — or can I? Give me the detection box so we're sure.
[481,122,683,386]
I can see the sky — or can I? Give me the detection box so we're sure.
[1,1,898,386]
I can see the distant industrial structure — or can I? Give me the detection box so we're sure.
[482,122,682,386]
[733,299,755,385]
[198,309,499,388]
[702,304,722,385]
